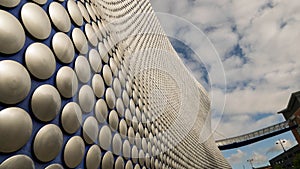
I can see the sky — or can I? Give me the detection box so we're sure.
[150,0,300,168]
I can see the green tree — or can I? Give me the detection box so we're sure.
[293,153,300,168]
[273,165,284,169]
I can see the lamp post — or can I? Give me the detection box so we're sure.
[247,158,254,169]
[276,139,287,152]
[276,139,291,168]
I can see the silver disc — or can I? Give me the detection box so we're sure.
[49,2,71,32]
[21,3,51,39]
[33,124,63,162]
[25,43,56,80]
[31,84,61,122]
[52,32,75,64]
[0,10,25,54]
[0,107,32,153]
[67,0,83,26]
[0,60,31,104]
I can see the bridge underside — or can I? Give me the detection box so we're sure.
[216,121,298,150]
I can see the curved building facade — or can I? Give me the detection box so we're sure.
[0,0,231,168]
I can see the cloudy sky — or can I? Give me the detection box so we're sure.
[150,0,300,168]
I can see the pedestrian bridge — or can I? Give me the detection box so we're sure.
[216,120,298,150]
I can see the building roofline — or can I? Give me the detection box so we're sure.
[277,91,300,116]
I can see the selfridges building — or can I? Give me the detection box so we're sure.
[0,0,231,168]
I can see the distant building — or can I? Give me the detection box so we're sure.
[269,145,300,169]
[278,91,300,144]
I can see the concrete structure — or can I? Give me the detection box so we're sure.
[0,0,230,168]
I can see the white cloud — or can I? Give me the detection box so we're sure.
[252,152,268,164]
[150,0,300,138]
[227,149,247,164]
[213,113,284,139]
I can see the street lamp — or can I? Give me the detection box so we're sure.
[247,158,254,169]
[276,139,291,168]
[276,139,287,152]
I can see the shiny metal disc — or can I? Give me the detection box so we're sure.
[67,0,83,26]
[123,140,131,159]
[89,49,102,72]
[119,71,126,88]
[138,150,145,166]
[103,64,113,86]
[52,32,75,64]
[110,58,118,77]
[134,164,141,169]
[115,156,125,169]
[56,66,78,98]
[113,78,122,97]
[33,124,63,162]
[83,116,99,144]
[95,99,108,123]
[72,28,88,54]
[135,133,141,149]
[129,100,135,116]
[103,39,111,56]
[145,154,150,168]
[86,145,102,169]
[0,10,25,54]
[125,109,132,126]
[49,2,71,32]
[92,22,102,41]
[78,85,95,113]
[105,87,116,109]
[75,55,91,83]
[0,107,32,153]
[21,3,51,39]
[122,90,130,108]
[85,23,98,47]
[102,151,114,169]
[116,98,125,117]
[0,155,34,169]
[97,20,105,37]
[25,43,56,80]
[128,127,135,144]
[77,1,90,23]
[91,4,99,19]
[61,102,82,134]
[119,119,127,138]
[109,110,119,131]
[125,160,133,169]
[142,138,147,152]
[45,164,64,169]
[112,133,122,155]
[98,42,109,63]
[0,0,20,7]
[99,125,112,150]
[32,0,47,5]
[132,145,138,164]
[31,84,61,122]
[0,60,31,104]
[92,74,105,98]
[85,2,96,22]
[64,136,85,168]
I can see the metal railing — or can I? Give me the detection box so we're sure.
[216,120,298,150]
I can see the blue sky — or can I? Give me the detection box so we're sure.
[150,0,300,167]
